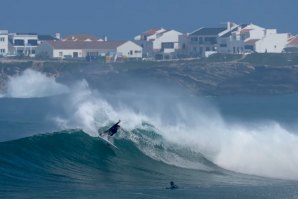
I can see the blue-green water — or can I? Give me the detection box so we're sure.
[1,90,298,198]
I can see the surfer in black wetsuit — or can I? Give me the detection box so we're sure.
[105,120,121,136]
[166,181,178,190]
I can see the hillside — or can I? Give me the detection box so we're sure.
[1,53,298,96]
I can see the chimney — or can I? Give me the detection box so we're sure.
[104,35,108,41]
[227,21,232,31]
[55,32,61,40]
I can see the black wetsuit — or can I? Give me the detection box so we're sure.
[106,120,120,136]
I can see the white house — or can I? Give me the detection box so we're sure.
[36,40,142,59]
[254,32,289,53]
[134,28,167,41]
[9,33,38,57]
[134,28,166,58]
[217,23,290,54]
[0,30,9,56]
[134,28,182,59]
[187,24,230,57]
[152,30,182,53]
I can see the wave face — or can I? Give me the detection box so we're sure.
[0,129,231,197]
[0,129,219,186]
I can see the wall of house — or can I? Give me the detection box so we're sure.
[35,43,54,57]
[217,37,245,54]
[153,30,182,52]
[134,40,153,58]
[255,33,289,53]
[9,34,38,57]
[53,49,83,58]
[82,49,113,57]
[0,31,9,56]
[117,41,142,58]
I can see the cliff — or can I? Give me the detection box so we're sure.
[1,54,298,96]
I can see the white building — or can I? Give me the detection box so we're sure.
[9,33,38,57]
[186,22,237,57]
[36,40,142,59]
[0,30,9,56]
[134,28,166,58]
[152,30,182,53]
[254,32,289,53]
[134,28,167,41]
[218,23,290,54]
[134,28,182,59]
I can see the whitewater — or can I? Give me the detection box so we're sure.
[1,69,298,198]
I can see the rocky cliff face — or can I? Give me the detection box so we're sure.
[1,60,298,96]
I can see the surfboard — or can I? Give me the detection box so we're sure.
[98,135,119,150]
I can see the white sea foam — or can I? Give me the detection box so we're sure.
[3,69,69,98]
[51,80,298,180]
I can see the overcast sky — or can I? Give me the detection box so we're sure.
[0,0,297,39]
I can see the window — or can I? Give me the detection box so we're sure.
[0,49,5,53]
[28,40,38,46]
[220,44,227,47]
[204,37,217,44]
[191,37,198,42]
[0,37,5,42]
[59,52,63,57]
[245,45,254,51]
[129,50,133,55]
[161,42,174,49]
[199,37,203,44]
[14,39,25,46]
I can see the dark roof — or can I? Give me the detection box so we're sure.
[38,35,59,41]
[190,27,226,36]
[46,41,126,50]
[15,33,37,35]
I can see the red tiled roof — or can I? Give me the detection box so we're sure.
[240,29,252,33]
[46,41,126,50]
[63,34,99,41]
[289,36,298,45]
[143,28,161,36]
[245,39,259,44]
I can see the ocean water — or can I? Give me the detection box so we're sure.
[1,69,298,198]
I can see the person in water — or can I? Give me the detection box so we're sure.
[166,181,178,190]
[105,120,121,136]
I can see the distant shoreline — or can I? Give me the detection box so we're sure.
[1,53,298,96]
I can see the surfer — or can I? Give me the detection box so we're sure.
[102,120,121,137]
[166,181,178,190]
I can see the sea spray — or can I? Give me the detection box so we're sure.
[4,69,69,98]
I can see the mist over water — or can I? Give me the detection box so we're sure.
[2,69,298,181]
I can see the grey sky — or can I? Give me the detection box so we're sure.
[0,0,297,39]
